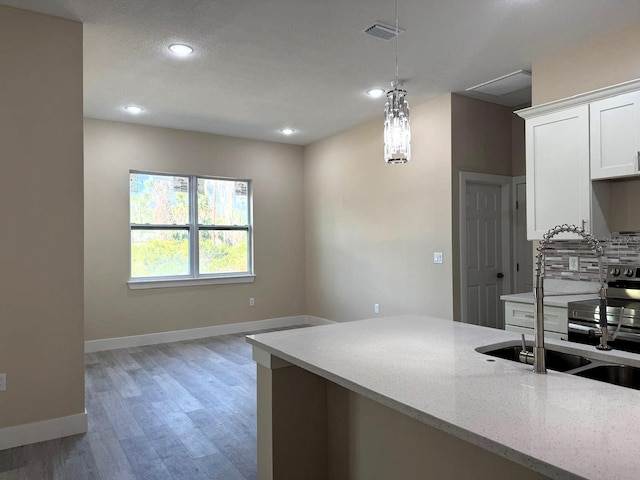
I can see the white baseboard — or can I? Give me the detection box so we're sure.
[0,411,87,451]
[1,316,333,452]
[85,315,334,353]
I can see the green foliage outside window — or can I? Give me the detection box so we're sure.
[199,231,248,274]
[130,172,251,279]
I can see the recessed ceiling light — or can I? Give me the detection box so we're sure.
[168,44,194,56]
[367,88,386,98]
[124,105,144,114]
[280,128,295,135]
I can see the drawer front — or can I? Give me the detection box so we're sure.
[504,302,568,334]
[505,324,567,340]
[505,324,532,335]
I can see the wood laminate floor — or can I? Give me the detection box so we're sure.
[0,326,308,480]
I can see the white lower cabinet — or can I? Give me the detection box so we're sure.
[504,301,568,340]
[505,324,566,340]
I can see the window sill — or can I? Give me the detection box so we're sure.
[128,274,256,290]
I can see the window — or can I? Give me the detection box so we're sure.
[129,171,253,288]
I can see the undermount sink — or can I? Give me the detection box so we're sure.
[478,343,592,372]
[478,341,640,391]
[574,364,640,391]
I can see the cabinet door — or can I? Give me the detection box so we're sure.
[590,91,640,180]
[504,302,568,334]
[525,106,590,240]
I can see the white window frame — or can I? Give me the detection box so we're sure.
[128,170,255,289]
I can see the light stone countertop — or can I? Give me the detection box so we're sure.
[248,315,640,480]
[500,291,598,307]
[501,279,599,307]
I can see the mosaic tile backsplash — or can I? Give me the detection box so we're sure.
[543,233,640,282]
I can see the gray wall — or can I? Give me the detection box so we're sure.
[84,119,306,340]
[0,6,84,429]
[303,94,453,322]
[450,94,516,321]
[532,21,640,233]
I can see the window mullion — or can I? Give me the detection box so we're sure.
[130,224,190,230]
[190,176,199,278]
[198,225,250,231]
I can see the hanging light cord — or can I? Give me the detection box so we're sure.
[394,0,399,85]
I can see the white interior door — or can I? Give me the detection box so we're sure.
[465,182,504,329]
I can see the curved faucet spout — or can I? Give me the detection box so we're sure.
[531,224,605,374]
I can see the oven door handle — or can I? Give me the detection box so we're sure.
[568,322,594,333]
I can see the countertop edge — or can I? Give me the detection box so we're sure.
[246,335,583,480]
[500,292,598,308]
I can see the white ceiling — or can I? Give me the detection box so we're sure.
[4,0,640,145]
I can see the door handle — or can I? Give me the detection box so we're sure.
[497,272,504,279]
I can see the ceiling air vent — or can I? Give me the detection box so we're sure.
[465,70,532,97]
[363,22,404,41]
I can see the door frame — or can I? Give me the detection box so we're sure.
[511,175,528,293]
[459,172,513,324]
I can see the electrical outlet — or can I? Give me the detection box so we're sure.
[374,304,380,314]
[249,297,255,306]
[434,252,443,264]
[569,257,579,272]
[0,373,6,392]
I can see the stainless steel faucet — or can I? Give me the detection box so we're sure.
[519,224,606,374]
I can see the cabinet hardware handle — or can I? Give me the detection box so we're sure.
[581,219,586,230]
[637,151,640,171]
[524,314,534,318]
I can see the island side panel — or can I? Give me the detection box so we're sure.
[326,382,551,480]
[257,363,328,480]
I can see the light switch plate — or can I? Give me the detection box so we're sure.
[569,257,579,272]
[434,252,443,264]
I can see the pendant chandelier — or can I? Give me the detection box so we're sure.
[383,0,411,164]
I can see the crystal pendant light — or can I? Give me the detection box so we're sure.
[383,0,411,164]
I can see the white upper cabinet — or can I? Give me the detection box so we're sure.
[525,106,593,240]
[590,91,640,180]
[517,79,640,240]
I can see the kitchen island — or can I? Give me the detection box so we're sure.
[248,315,640,480]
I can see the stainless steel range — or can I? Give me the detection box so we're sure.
[569,264,640,352]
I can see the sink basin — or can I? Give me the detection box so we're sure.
[479,343,592,372]
[575,364,640,390]
[545,349,593,372]
[479,341,640,390]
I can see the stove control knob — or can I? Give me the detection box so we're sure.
[625,268,635,277]
[610,268,621,277]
